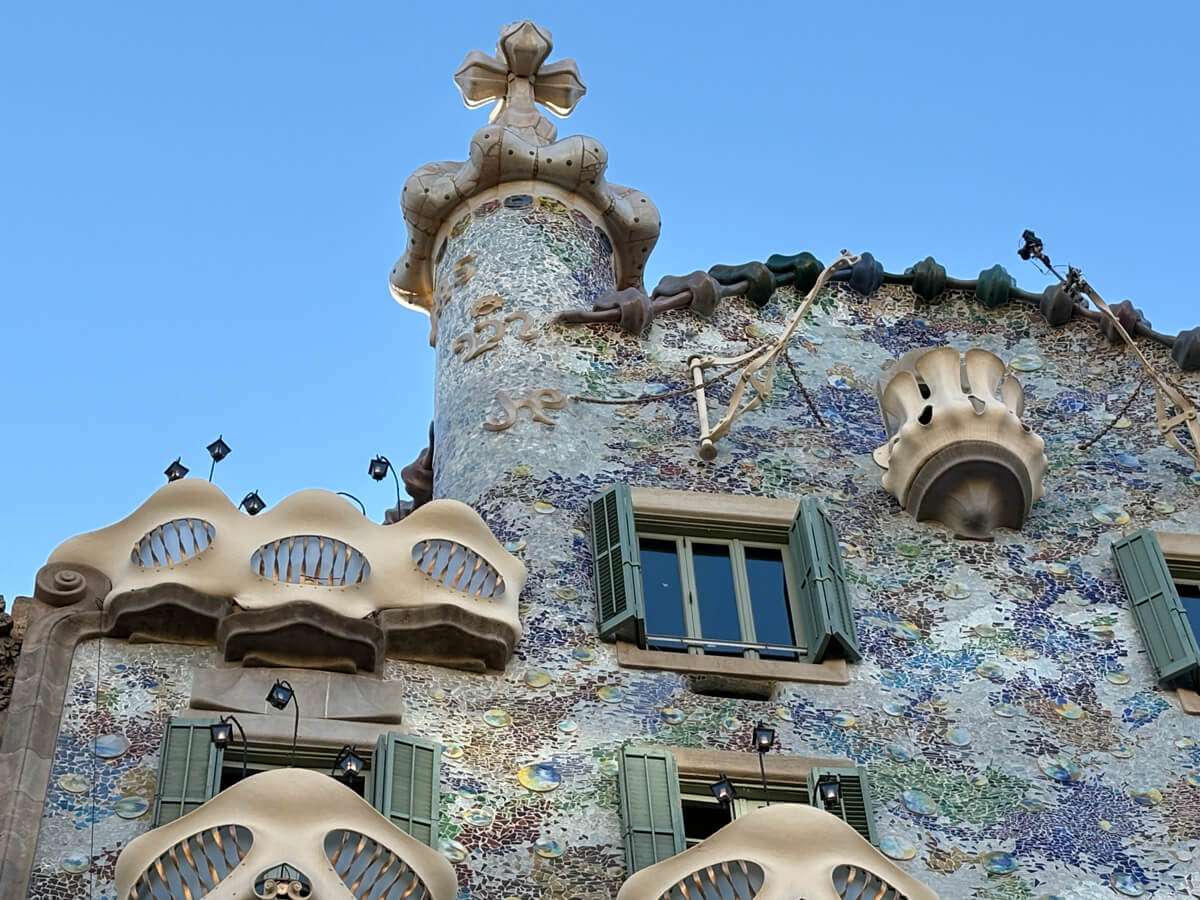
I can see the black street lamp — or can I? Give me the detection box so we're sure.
[239,491,266,516]
[265,679,299,767]
[333,745,365,781]
[368,455,402,510]
[164,458,189,482]
[709,772,736,823]
[816,773,841,809]
[206,436,231,481]
[753,721,775,806]
[209,714,248,779]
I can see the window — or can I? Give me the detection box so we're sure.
[1112,530,1200,693]
[152,719,441,845]
[640,535,801,660]
[616,746,876,874]
[678,780,808,847]
[217,744,372,797]
[590,485,860,665]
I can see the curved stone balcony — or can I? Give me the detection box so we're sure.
[616,804,938,900]
[43,480,525,671]
[873,346,1047,540]
[115,768,456,900]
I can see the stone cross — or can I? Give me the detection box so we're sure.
[453,21,586,146]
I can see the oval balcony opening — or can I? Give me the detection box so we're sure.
[251,535,371,586]
[131,518,216,568]
[411,539,505,599]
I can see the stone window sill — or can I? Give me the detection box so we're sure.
[615,641,848,685]
[1179,687,1200,715]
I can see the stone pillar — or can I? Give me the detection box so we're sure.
[387,21,660,505]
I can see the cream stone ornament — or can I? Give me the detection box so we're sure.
[388,20,659,322]
[46,479,524,670]
[115,768,457,900]
[616,803,939,900]
[873,346,1047,539]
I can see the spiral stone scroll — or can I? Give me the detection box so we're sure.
[33,562,111,608]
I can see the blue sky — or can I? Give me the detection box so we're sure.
[2,2,1197,603]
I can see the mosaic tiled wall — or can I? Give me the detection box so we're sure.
[31,192,1200,900]
[28,640,211,900]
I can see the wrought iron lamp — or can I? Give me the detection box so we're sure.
[206,435,231,481]
[239,490,266,516]
[332,745,365,781]
[164,458,189,482]
[816,773,841,808]
[709,773,736,822]
[265,679,299,766]
[753,721,775,806]
[208,714,248,779]
[368,455,402,510]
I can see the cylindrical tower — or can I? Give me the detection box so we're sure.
[388,21,660,505]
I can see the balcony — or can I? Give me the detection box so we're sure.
[43,480,525,672]
[616,803,938,900]
[115,768,456,900]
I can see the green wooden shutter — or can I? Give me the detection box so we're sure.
[788,497,861,662]
[1113,529,1200,689]
[372,732,441,846]
[808,766,877,845]
[153,717,223,826]
[590,484,645,643]
[617,746,685,873]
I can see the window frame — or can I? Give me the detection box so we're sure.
[637,530,805,661]
[1113,530,1200,714]
[677,777,809,847]
[616,744,876,874]
[152,719,441,840]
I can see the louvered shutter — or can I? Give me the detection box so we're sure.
[1113,529,1200,689]
[590,484,645,643]
[153,717,223,826]
[808,766,877,845]
[617,746,685,873]
[788,497,862,662]
[372,732,441,846]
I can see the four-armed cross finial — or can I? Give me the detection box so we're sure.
[453,21,586,146]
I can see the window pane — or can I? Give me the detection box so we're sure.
[681,798,733,846]
[692,543,742,655]
[1180,587,1200,641]
[745,546,799,660]
[640,538,687,652]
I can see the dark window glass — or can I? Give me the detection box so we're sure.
[745,546,798,660]
[1179,586,1200,641]
[640,538,687,652]
[692,543,742,655]
[682,798,732,846]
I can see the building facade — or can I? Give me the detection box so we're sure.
[3,20,1200,900]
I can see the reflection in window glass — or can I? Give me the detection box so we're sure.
[692,543,742,656]
[1179,583,1200,641]
[640,538,687,652]
[745,546,798,660]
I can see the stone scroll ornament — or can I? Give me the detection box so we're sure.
[484,388,567,431]
[388,21,660,332]
[452,296,538,362]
